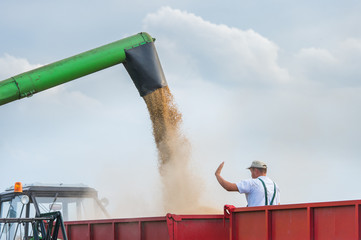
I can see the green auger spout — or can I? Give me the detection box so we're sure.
[0,32,167,106]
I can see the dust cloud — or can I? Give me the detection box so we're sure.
[143,86,219,214]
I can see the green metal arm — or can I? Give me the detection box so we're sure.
[0,32,163,106]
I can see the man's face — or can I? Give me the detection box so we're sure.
[249,168,258,179]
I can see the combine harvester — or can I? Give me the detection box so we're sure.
[1,33,360,239]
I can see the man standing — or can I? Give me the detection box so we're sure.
[215,160,280,207]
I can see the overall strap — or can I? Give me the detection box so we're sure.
[270,182,277,205]
[258,178,277,206]
[258,178,268,205]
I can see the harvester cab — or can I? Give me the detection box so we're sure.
[0,182,109,240]
[0,182,109,221]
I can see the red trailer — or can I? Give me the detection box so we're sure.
[61,199,361,240]
[62,213,229,240]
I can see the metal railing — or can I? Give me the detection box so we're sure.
[0,211,67,240]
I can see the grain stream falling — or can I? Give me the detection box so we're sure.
[143,86,206,213]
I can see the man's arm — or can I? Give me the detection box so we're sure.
[215,162,238,192]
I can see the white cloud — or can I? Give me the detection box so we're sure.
[143,7,290,87]
[296,48,338,65]
[290,38,361,86]
[0,54,42,79]
[340,38,361,53]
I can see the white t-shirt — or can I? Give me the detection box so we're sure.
[236,176,280,207]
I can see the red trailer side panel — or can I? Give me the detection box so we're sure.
[64,217,168,240]
[143,221,169,240]
[115,222,140,240]
[168,214,229,240]
[63,214,228,240]
[92,223,113,240]
[232,211,266,240]
[271,208,308,239]
[313,206,356,240]
[67,224,89,240]
[229,200,361,240]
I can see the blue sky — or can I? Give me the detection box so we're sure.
[1,1,361,217]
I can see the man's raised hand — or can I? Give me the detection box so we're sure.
[215,162,225,176]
